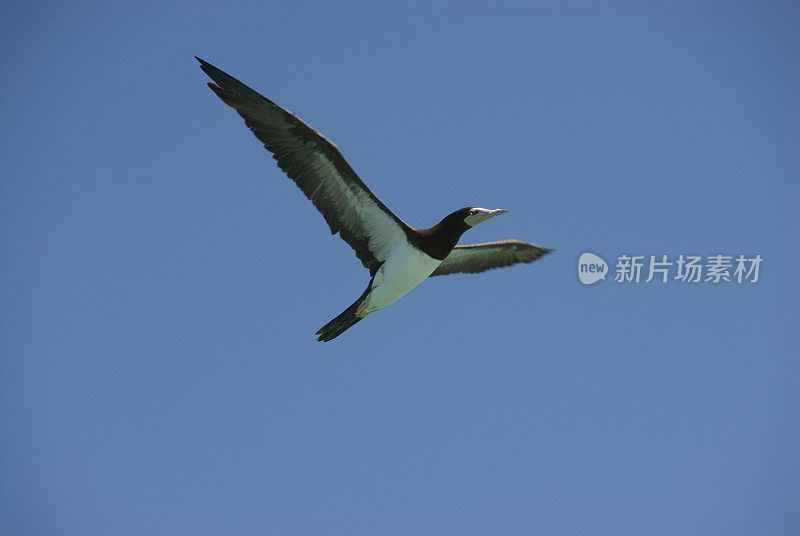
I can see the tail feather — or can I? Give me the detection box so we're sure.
[315,299,364,342]
[316,278,376,342]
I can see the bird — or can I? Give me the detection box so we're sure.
[196,58,552,341]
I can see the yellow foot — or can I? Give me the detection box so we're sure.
[356,299,374,318]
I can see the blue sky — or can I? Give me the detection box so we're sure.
[1,1,798,534]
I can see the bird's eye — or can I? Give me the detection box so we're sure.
[469,209,477,215]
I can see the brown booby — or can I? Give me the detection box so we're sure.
[197,58,552,341]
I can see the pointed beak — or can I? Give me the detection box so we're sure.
[483,209,510,221]
[465,208,510,227]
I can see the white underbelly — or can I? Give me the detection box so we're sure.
[358,240,441,316]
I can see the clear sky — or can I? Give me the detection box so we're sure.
[1,1,798,534]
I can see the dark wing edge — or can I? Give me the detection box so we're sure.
[429,240,552,276]
[196,57,410,273]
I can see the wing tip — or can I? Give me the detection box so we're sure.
[526,245,554,262]
[196,57,234,88]
[195,56,215,74]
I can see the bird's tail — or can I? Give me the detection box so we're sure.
[315,300,363,342]
[315,284,372,342]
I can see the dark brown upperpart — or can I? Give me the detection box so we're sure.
[406,207,473,260]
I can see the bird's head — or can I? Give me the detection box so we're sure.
[462,207,510,227]
[433,207,510,240]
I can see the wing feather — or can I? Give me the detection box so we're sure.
[430,240,551,276]
[197,58,409,273]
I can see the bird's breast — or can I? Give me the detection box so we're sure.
[359,240,442,316]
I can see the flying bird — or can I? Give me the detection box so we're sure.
[197,58,551,341]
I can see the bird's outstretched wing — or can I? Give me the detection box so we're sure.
[430,240,551,276]
[197,57,409,275]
